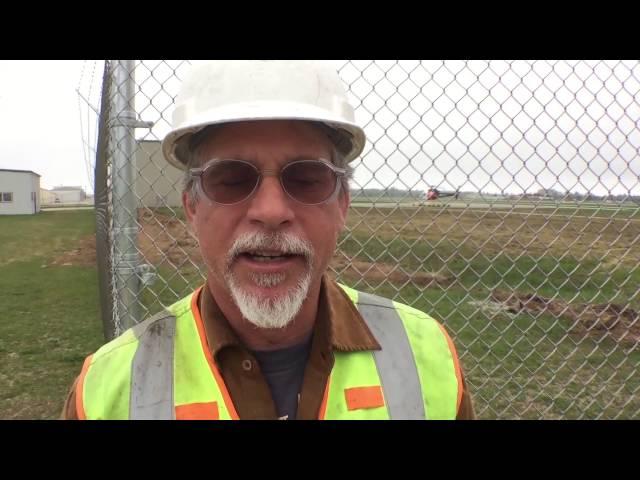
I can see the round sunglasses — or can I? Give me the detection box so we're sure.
[190,158,347,205]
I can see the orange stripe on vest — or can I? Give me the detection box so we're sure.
[175,402,219,420]
[190,287,240,420]
[76,354,93,420]
[345,386,385,410]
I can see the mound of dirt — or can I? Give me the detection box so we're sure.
[136,210,200,265]
[49,234,97,267]
[491,289,640,345]
[331,251,453,287]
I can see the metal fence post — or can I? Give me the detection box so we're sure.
[110,60,142,332]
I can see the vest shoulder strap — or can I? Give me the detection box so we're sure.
[130,310,177,420]
[356,291,426,420]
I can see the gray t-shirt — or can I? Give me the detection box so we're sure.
[251,336,313,420]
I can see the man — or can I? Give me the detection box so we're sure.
[63,60,475,420]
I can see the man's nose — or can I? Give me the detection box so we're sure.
[245,175,295,229]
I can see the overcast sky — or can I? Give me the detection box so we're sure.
[0,61,97,191]
[1,60,639,196]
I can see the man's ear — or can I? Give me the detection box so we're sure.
[182,191,197,235]
[337,186,350,231]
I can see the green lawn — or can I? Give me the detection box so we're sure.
[0,211,103,419]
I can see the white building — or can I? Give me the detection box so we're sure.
[49,186,87,204]
[134,140,183,208]
[40,188,57,205]
[0,169,41,215]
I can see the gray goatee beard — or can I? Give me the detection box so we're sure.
[224,231,314,329]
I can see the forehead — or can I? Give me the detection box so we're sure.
[195,120,334,162]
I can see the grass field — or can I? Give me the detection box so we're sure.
[1,202,639,419]
[0,210,103,419]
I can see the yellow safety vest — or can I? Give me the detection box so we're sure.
[77,285,462,420]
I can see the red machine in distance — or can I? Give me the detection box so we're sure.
[426,187,459,201]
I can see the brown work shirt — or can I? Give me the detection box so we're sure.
[63,276,476,419]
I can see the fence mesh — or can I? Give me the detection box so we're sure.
[81,60,640,419]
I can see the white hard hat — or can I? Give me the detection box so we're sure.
[161,60,366,170]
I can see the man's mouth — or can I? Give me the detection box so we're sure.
[225,232,314,274]
[238,250,302,263]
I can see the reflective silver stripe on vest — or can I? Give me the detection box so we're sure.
[130,311,177,420]
[356,292,426,420]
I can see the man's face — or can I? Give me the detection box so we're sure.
[183,120,349,328]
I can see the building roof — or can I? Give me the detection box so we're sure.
[0,168,41,177]
[51,186,83,191]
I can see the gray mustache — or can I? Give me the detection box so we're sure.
[227,231,314,264]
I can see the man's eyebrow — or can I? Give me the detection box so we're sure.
[204,155,329,165]
[287,155,330,162]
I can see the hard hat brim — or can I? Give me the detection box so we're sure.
[161,101,366,170]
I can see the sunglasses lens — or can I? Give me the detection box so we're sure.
[282,161,338,204]
[201,160,259,204]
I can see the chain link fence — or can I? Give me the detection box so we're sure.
[82,60,640,419]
